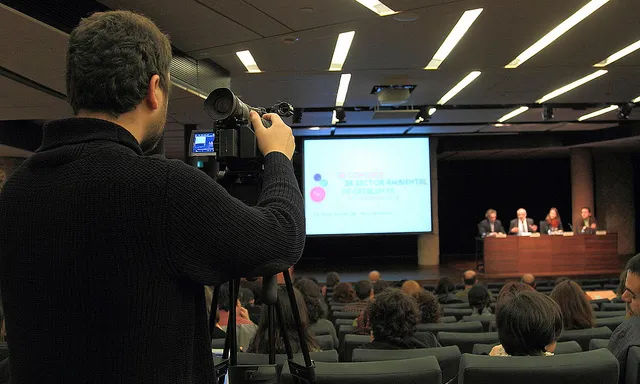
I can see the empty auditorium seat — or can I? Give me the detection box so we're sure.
[624,346,640,384]
[472,341,582,355]
[441,316,457,323]
[458,349,618,384]
[316,334,336,351]
[602,302,627,311]
[612,297,626,303]
[488,282,505,290]
[333,311,360,320]
[237,350,339,366]
[281,356,442,384]
[588,339,609,350]
[580,278,608,287]
[338,325,356,354]
[590,298,611,310]
[462,315,495,332]
[595,316,627,332]
[330,304,345,311]
[442,308,473,320]
[335,318,355,328]
[591,303,599,311]
[558,327,612,351]
[595,310,627,318]
[343,334,371,362]
[604,284,619,290]
[416,321,483,336]
[440,302,470,309]
[582,284,604,291]
[351,346,461,384]
[437,332,499,354]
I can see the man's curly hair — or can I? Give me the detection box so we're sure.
[369,288,420,343]
[412,291,441,323]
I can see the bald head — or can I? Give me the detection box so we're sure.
[368,270,381,284]
[463,270,477,287]
[521,273,536,288]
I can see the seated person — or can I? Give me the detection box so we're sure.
[468,285,492,315]
[344,280,373,313]
[359,289,440,350]
[478,209,506,237]
[549,280,595,330]
[509,208,538,234]
[401,280,423,296]
[521,273,537,289]
[435,277,462,304]
[454,270,477,302]
[497,281,535,302]
[577,207,598,234]
[490,291,563,356]
[295,278,337,348]
[247,287,320,354]
[216,283,257,352]
[540,207,564,234]
[322,271,340,297]
[331,282,358,304]
[413,291,442,324]
[368,270,381,284]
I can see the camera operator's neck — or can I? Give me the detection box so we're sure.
[76,109,145,145]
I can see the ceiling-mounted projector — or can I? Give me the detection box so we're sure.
[371,84,417,106]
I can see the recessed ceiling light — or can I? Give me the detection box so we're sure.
[535,70,608,103]
[577,105,618,121]
[393,12,420,22]
[235,50,261,73]
[329,31,356,71]
[497,106,529,123]
[437,71,482,105]
[425,8,483,70]
[309,127,321,131]
[335,74,352,107]
[633,96,640,103]
[594,39,640,67]
[505,0,609,68]
[355,0,397,16]
[299,7,315,13]
[428,107,437,115]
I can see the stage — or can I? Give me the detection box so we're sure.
[292,254,630,284]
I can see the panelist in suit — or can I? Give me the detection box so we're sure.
[509,208,538,234]
[478,209,506,237]
[539,207,564,234]
[577,207,598,234]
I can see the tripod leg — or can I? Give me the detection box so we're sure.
[210,285,220,340]
[268,304,276,365]
[283,270,313,368]
[275,298,294,359]
[228,279,240,366]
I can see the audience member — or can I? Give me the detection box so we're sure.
[239,287,261,324]
[454,270,478,302]
[521,273,536,289]
[617,269,628,299]
[549,280,595,330]
[555,276,570,286]
[609,254,640,383]
[294,278,337,348]
[491,291,563,356]
[373,280,390,295]
[204,286,227,339]
[322,271,340,297]
[412,291,442,323]
[401,280,423,296]
[248,287,319,354]
[344,280,373,313]
[368,270,381,284]
[217,283,258,352]
[468,285,492,315]
[497,281,535,302]
[435,277,461,304]
[359,289,440,350]
[332,282,358,303]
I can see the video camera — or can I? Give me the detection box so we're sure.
[188,88,293,161]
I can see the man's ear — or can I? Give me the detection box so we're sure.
[146,74,161,110]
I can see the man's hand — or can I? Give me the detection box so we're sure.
[511,227,519,233]
[237,304,251,321]
[251,111,295,160]
[531,224,538,232]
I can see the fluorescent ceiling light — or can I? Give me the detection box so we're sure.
[425,8,483,70]
[633,96,640,103]
[355,0,396,16]
[428,107,437,115]
[309,127,321,131]
[437,71,482,105]
[235,50,261,73]
[594,39,640,67]
[329,31,356,71]
[505,0,609,68]
[335,74,352,107]
[497,106,529,122]
[536,70,607,103]
[578,105,618,121]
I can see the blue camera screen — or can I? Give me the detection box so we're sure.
[192,132,215,154]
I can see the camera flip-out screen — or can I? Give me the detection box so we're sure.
[190,130,216,157]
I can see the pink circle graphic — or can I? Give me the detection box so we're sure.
[310,187,326,202]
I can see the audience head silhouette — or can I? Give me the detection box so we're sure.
[294,278,326,323]
[435,277,455,295]
[332,282,358,303]
[622,253,640,316]
[369,288,420,344]
[521,273,536,289]
[549,280,595,330]
[368,270,381,284]
[373,280,390,295]
[463,270,478,287]
[354,280,373,301]
[412,291,441,324]
[401,280,423,296]
[325,272,340,288]
[468,285,491,314]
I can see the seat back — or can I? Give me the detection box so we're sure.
[472,341,582,355]
[588,338,609,350]
[601,302,627,311]
[316,334,336,351]
[235,350,339,380]
[625,346,640,384]
[335,318,355,328]
[351,345,461,384]
[416,321,483,336]
[333,311,360,320]
[437,332,499,354]
[558,326,612,351]
[595,310,627,318]
[459,349,619,384]
[595,316,627,332]
[281,356,442,384]
[344,334,371,362]
[441,316,457,323]
[440,302,470,309]
[442,308,473,320]
[462,315,495,332]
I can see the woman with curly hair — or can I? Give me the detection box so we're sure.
[359,289,440,349]
[412,291,442,323]
[331,282,358,303]
[549,280,595,330]
[294,278,337,347]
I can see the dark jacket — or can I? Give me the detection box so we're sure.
[576,216,598,233]
[477,219,506,236]
[539,219,564,233]
[359,332,440,350]
[0,118,305,383]
[608,316,640,384]
[509,217,537,233]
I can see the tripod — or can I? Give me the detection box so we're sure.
[209,270,316,384]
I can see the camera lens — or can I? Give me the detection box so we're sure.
[214,97,232,114]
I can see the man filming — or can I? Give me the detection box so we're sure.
[0,10,304,384]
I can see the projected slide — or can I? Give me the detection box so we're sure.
[304,137,432,235]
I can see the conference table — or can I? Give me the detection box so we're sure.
[482,234,622,277]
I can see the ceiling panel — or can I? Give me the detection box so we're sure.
[196,0,292,37]
[333,126,408,135]
[0,76,71,120]
[408,125,483,134]
[293,127,333,137]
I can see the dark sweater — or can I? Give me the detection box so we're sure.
[608,316,640,384]
[0,118,305,383]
